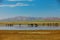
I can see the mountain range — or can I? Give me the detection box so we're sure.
[0,16,60,22]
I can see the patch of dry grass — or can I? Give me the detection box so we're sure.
[0,30,60,40]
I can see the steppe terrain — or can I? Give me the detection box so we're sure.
[0,30,60,40]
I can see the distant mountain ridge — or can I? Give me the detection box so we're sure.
[0,16,60,22]
[0,16,42,22]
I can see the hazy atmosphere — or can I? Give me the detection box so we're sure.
[0,1,60,40]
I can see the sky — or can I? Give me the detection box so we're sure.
[0,0,60,19]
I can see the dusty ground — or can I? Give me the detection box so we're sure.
[0,30,60,40]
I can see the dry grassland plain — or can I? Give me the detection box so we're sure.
[0,30,60,40]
